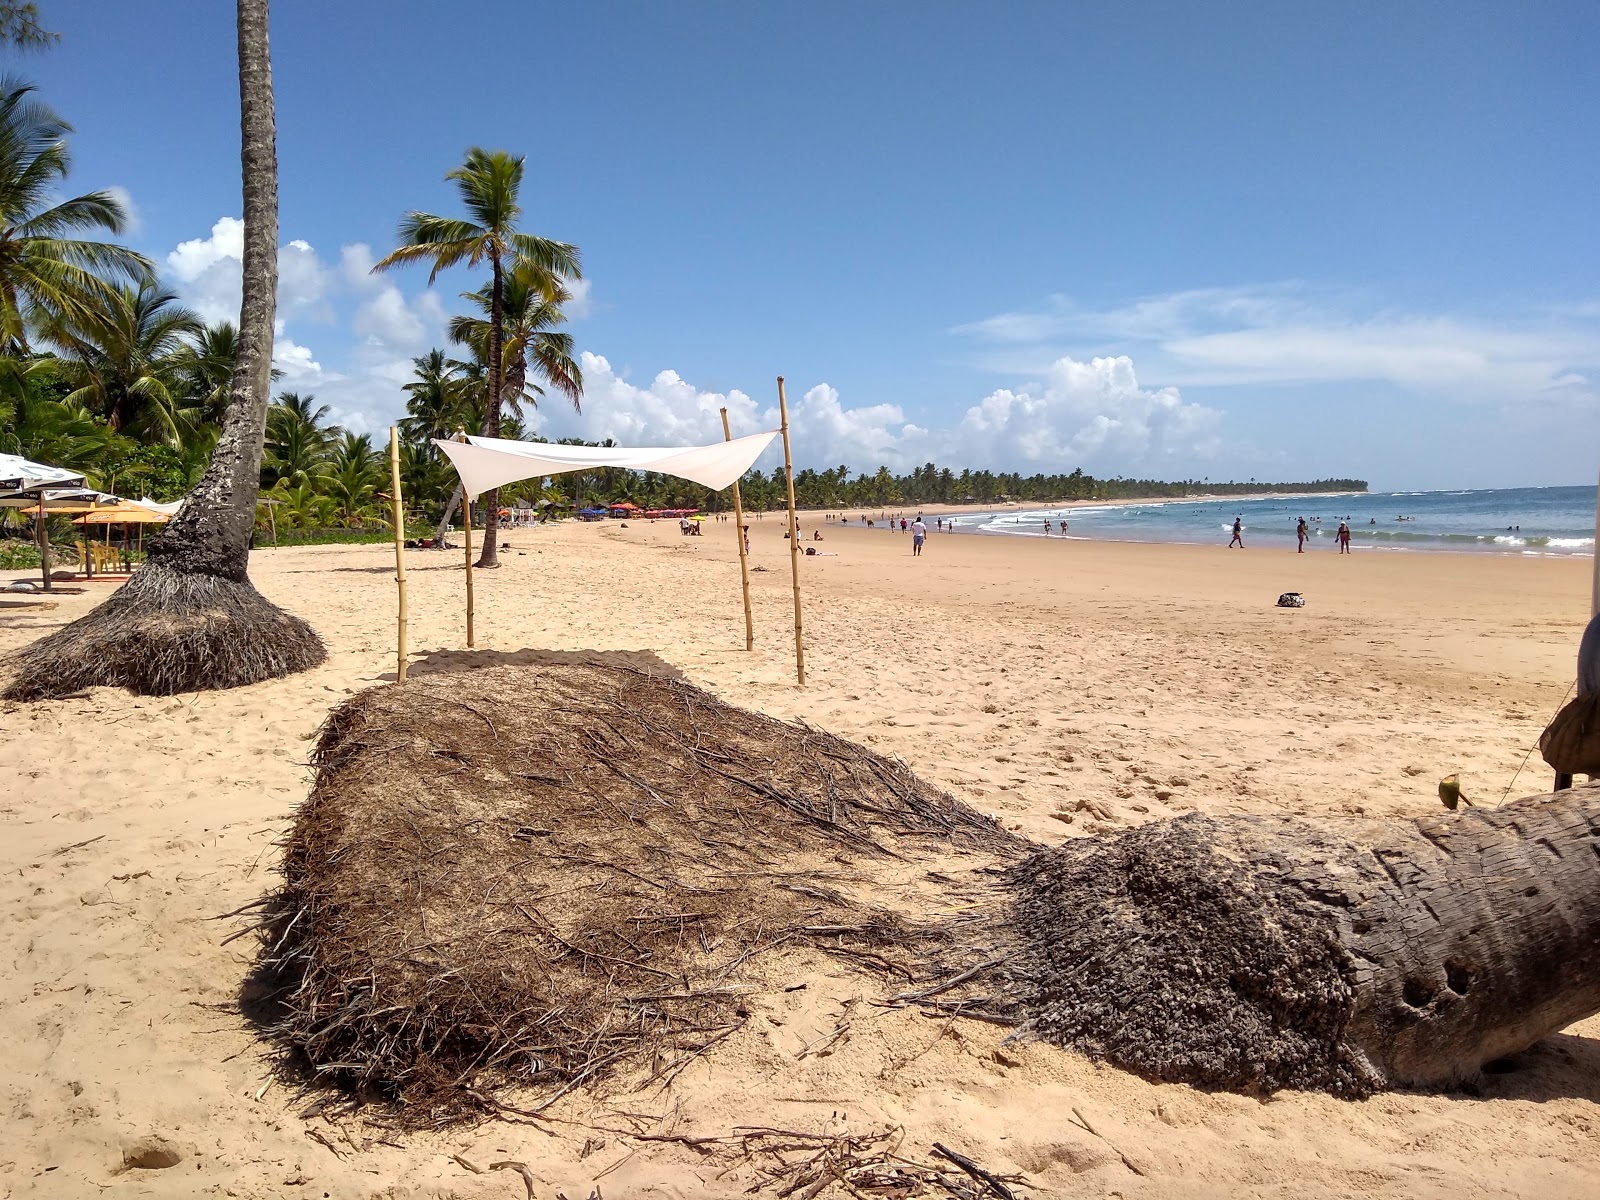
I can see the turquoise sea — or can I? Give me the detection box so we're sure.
[941,486,1597,556]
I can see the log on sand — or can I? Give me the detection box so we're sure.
[1004,785,1600,1095]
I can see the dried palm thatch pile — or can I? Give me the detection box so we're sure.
[2,564,325,699]
[260,662,1022,1123]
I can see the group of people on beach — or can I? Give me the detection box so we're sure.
[1230,516,1352,553]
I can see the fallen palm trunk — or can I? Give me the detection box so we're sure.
[1003,785,1600,1095]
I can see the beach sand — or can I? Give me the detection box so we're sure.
[1,519,1595,1198]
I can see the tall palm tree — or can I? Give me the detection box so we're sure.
[3,0,326,701]
[50,281,205,447]
[373,147,580,568]
[448,266,582,418]
[0,77,151,353]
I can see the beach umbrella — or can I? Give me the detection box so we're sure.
[0,455,94,592]
[73,505,170,525]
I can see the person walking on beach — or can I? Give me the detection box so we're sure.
[1229,517,1244,548]
[1296,517,1308,553]
[1337,521,1351,554]
[911,516,927,556]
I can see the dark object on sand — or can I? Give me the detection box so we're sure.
[261,662,1019,1122]
[1540,694,1600,777]
[1276,592,1305,608]
[1002,789,1600,1095]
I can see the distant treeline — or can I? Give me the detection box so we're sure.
[664,464,1370,513]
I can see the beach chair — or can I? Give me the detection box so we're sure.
[91,542,131,576]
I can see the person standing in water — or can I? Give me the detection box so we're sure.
[1296,517,1308,553]
[1337,520,1351,554]
[1229,517,1244,548]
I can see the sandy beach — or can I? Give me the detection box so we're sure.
[1,520,1595,1199]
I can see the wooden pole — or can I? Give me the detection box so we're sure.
[389,426,409,682]
[777,376,805,685]
[451,428,476,648]
[35,496,50,592]
[721,406,755,651]
[463,494,476,648]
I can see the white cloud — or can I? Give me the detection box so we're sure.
[165,217,334,325]
[524,352,1216,474]
[954,356,1221,468]
[105,184,141,236]
[957,285,1600,408]
[353,285,427,347]
[564,277,593,319]
[532,353,762,446]
[166,217,244,323]
[272,336,323,383]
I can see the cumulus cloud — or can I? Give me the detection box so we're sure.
[531,353,762,447]
[272,336,323,383]
[524,352,1215,474]
[957,285,1600,408]
[165,217,334,325]
[954,355,1221,469]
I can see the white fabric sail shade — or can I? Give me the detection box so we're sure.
[433,431,780,500]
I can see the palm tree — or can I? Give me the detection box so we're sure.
[373,147,580,568]
[0,77,151,353]
[448,267,583,418]
[170,320,241,425]
[424,270,585,543]
[0,356,117,477]
[3,0,325,701]
[399,349,466,446]
[50,281,205,447]
[324,431,383,526]
[261,395,332,490]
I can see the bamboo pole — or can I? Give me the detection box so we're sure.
[389,426,409,682]
[721,406,755,650]
[777,377,805,685]
[463,494,476,648]
[35,496,50,592]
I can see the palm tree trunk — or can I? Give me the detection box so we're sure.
[476,252,504,568]
[1,0,324,701]
[433,481,464,543]
[1005,784,1600,1095]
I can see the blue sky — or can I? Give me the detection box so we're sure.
[20,0,1600,488]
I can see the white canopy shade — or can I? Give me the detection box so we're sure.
[138,496,184,515]
[0,452,86,497]
[433,431,780,500]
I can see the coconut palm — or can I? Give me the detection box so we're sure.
[373,147,580,568]
[3,0,326,701]
[50,281,205,447]
[448,266,582,418]
[261,398,332,490]
[399,349,467,447]
[0,357,116,475]
[0,77,151,353]
[324,432,383,526]
[169,320,241,425]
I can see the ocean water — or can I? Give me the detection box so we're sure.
[936,486,1597,555]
